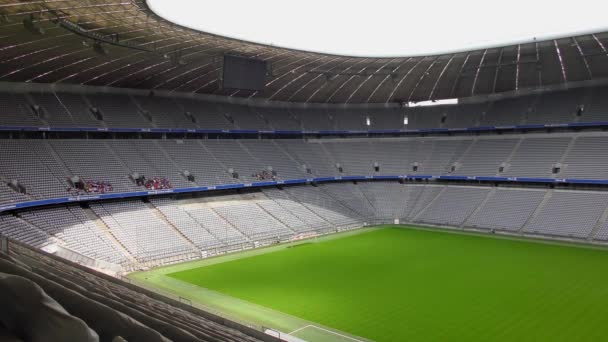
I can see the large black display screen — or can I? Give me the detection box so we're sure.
[222,55,267,91]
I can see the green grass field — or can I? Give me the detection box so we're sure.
[130,226,608,342]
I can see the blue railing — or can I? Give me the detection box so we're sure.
[1,175,606,213]
[1,120,608,136]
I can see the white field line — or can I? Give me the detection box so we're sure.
[288,324,313,335]
[288,324,366,342]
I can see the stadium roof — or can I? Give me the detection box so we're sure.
[149,0,608,58]
[0,0,608,104]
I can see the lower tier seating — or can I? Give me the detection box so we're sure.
[2,182,608,272]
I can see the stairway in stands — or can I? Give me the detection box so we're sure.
[82,207,139,267]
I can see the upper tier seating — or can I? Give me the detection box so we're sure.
[131,95,194,129]
[474,96,531,126]
[175,99,230,129]
[252,106,302,130]
[29,92,79,127]
[0,93,40,126]
[0,86,606,130]
[221,103,269,130]
[54,93,103,127]
[444,103,487,128]
[527,88,586,124]
[582,86,608,122]
[85,94,151,128]
[289,107,334,130]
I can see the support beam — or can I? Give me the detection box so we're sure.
[450,53,471,98]
[554,40,568,83]
[428,55,454,100]
[471,49,488,96]
[386,57,426,103]
[407,56,439,102]
[492,48,504,94]
[572,37,593,79]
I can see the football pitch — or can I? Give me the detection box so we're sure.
[129,226,608,341]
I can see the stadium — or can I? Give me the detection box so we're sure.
[1,1,608,341]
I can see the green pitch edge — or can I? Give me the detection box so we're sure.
[128,227,377,341]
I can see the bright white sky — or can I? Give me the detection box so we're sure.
[148,0,608,57]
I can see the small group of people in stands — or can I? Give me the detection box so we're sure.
[144,177,172,190]
[251,170,276,181]
[84,180,113,194]
[66,180,113,195]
